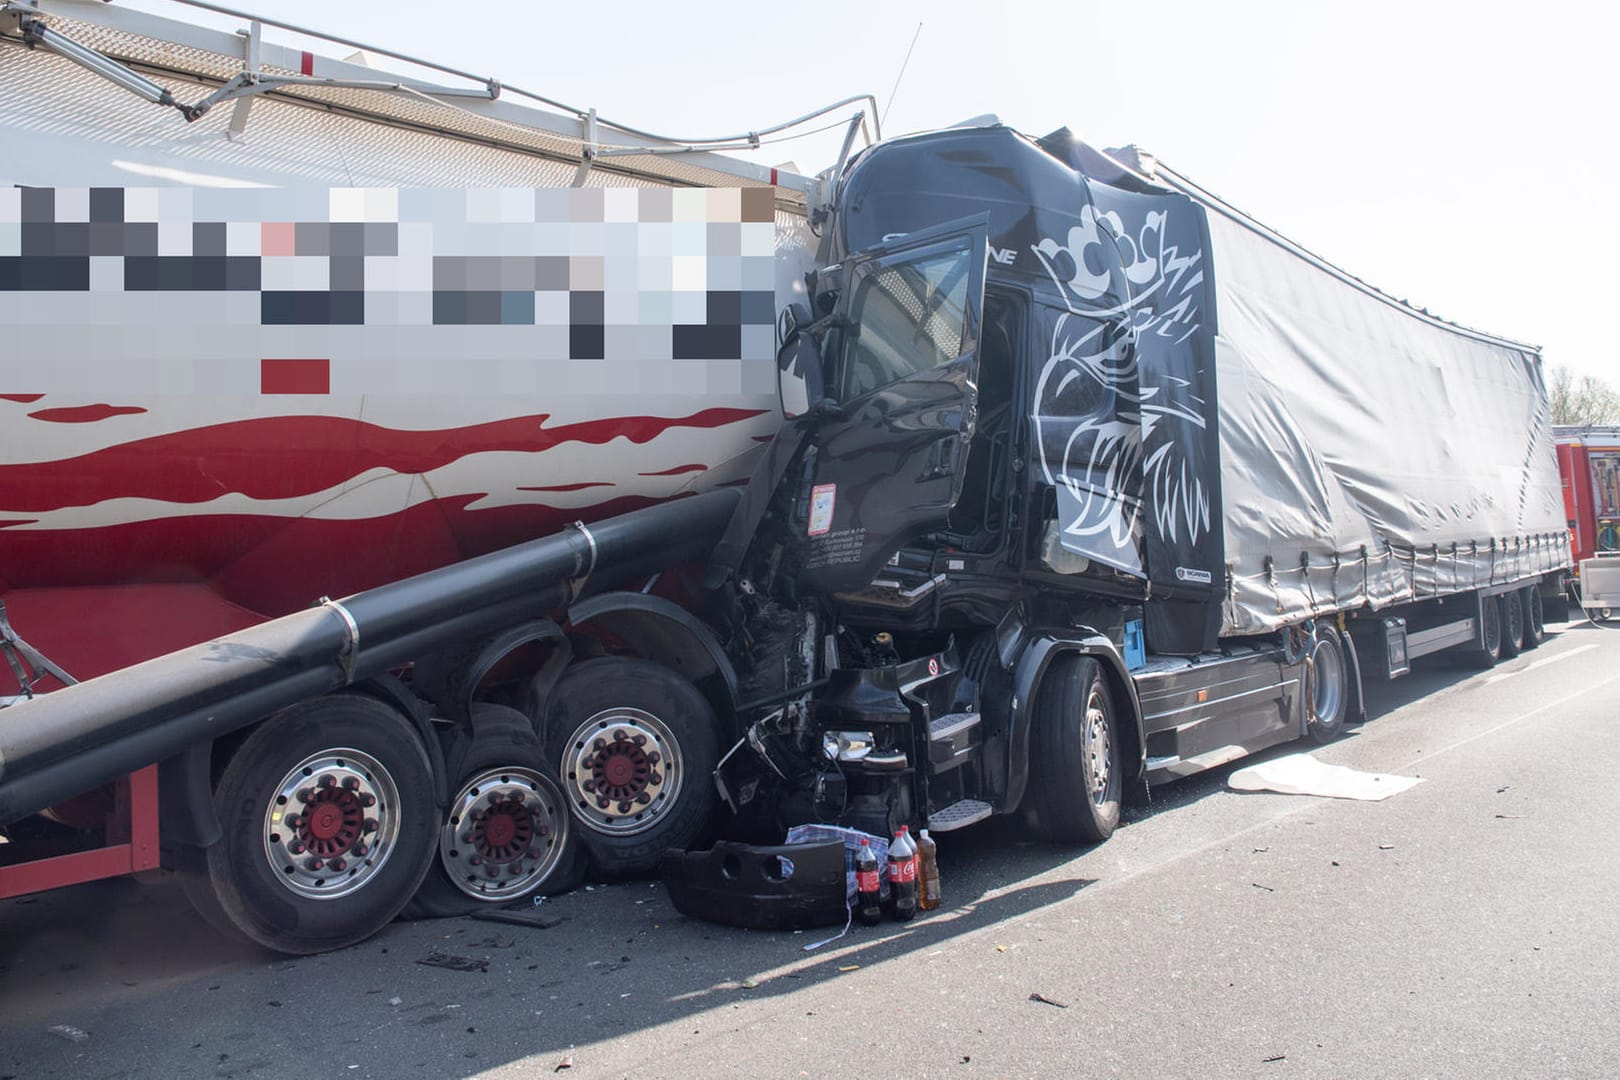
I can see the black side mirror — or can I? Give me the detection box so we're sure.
[777,302,812,349]
[776,303,826,419]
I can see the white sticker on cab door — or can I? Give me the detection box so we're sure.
[808,483,836,536]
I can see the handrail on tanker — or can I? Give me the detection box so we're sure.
[3,0,879,167]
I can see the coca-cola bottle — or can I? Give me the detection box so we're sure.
[855,839,883,926]
[916,827,941,911]
[888,826,917,922]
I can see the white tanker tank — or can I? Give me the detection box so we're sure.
[0,0,830,684]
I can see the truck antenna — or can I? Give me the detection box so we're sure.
[881,22,924,131]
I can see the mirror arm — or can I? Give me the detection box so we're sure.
[810,398,846,423]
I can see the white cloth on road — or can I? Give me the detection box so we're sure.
[1228,752,1423,801]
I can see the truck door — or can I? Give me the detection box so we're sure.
[792,216,989,594]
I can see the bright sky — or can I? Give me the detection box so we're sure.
[128,0,1617,382]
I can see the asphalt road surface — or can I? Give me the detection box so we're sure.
[4,617,1618,1079]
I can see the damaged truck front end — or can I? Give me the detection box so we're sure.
[666,126,1206,922]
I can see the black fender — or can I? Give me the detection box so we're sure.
[412,619,568,723]
[1337,620,1367,726]
[464,620,569,722]
[158,742,220,850]
[565,591,742,737]
[998,628,1147,813]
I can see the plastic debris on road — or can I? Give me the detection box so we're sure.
[416,952,489,973]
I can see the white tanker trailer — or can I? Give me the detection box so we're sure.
[0,0,843,950]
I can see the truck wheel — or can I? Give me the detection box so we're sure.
[1026,656,1121,844]
[544,657,719,877]
[1499,593,1524,658]
[188,695,438,954]
[1466,593,1503,668]
[1520,587,1545,650]
[401,705,584,919]
[1304,625,1349,745]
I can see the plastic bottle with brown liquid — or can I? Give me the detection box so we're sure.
[855,839,884,926]
[916,828,942,911]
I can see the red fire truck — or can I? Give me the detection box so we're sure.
[1555,424,1620,618]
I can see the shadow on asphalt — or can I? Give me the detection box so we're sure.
[0,814,1096,1072]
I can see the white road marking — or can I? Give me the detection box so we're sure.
[1395,669,1620,773]
[1483,643,1599,685]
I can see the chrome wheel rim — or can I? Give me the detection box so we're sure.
[262,748,400,900]
[1310,638,1345,729]
[438,765,569,901]
[1083,686,1112,806]
[561,707,684,836]
[1482,598,1501,653]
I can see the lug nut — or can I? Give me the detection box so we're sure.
[632,734,647,746]
[362,818,379,834]
[647,752,661,765]
[649,772,663,785]
[297,788,314,804]
[507,791,525,805]
[353,842,369,857]
[343,776,360,791]
[288,840,306,855]
[358,792,376,808]
[330,857,347,872]
[306,857,324,871]
[527,847,542,860]
[284,814,302,829]
[317,774,335,788]
[582,780,597,794]
[617,801,632,813]
[596,797,610,810]
[635,792,652,806]
[469,856,483,866]
[538,825,551,838]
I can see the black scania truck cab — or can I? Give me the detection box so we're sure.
[706,123,1303,856]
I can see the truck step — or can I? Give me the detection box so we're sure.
[928,799,992,832]
[928,711,981,741]
[927,711,982,774]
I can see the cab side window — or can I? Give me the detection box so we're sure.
[842,246,971,400]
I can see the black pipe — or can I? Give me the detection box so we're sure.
[0,489,739,823]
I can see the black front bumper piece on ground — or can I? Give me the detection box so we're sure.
[660,839,848,931]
